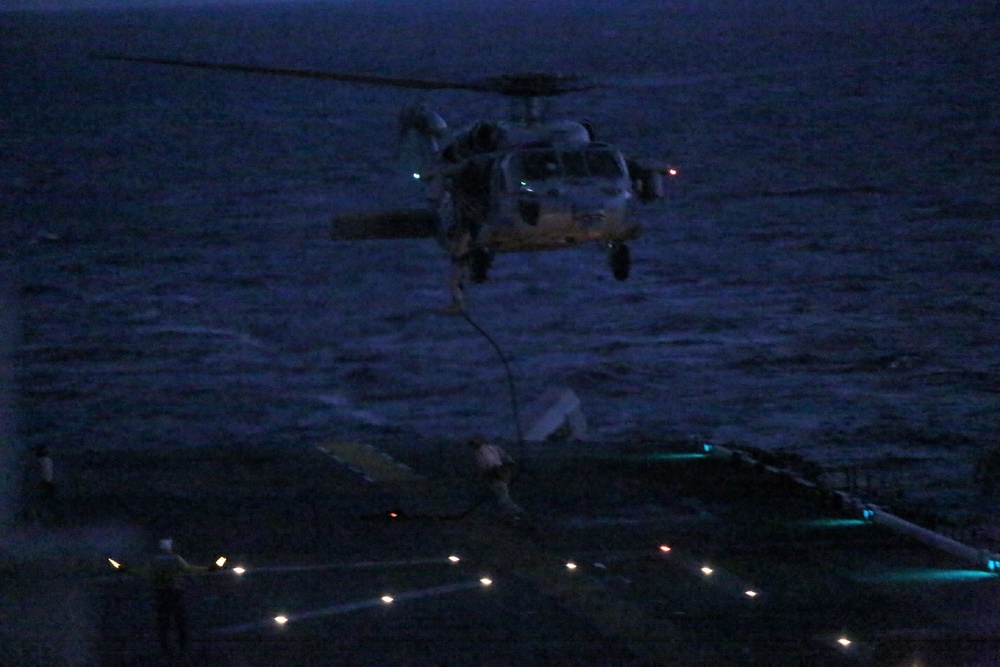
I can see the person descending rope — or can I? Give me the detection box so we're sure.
[447,225,471,313]
[467,435,523,520]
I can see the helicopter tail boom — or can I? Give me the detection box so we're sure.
[331,209,439,241]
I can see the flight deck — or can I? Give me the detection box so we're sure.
[4,439,999,666]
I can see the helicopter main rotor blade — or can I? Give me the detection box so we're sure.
[93,53,494,93]
[94,54,595,98]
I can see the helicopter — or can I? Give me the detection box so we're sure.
[97,55,676,305]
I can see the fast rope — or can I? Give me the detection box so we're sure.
[460,308,523,447]
[363,306,525,523]
[422,307,525,522]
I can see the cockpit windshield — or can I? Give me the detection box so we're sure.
[515,149,560,181]
[507,147,625,184]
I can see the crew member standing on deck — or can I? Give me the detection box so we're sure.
[32,445,60,523]
[467,435,523,518]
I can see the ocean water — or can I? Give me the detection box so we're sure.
[3,0,998,502]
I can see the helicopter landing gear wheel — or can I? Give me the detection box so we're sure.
[608,242,630,281]
[469,247,493,284]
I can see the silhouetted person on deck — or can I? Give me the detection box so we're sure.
[31,445,60,523]
[148,538,214,654]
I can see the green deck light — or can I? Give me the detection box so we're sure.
[791,518,867,529]
[853,568,998,583]
[642,452,706,461]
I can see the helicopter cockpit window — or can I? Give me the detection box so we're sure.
[561,150,589,178]
[560,148,626,179]
[508,147,625,185]
[514,150,560,181]
[582,149,626,179]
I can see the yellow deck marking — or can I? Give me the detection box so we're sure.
[317,442,424,484]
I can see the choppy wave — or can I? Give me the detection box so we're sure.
[137,325,265,348]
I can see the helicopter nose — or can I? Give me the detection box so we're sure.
[571,192,627,222]
[572,208,607,227]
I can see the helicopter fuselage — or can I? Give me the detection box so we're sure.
[425,119,641,259]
